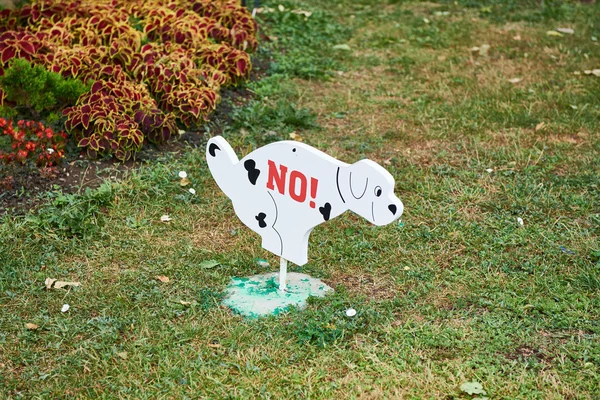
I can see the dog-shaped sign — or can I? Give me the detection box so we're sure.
[206,136,403,266]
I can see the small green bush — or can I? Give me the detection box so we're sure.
[0,58,88,118]
[26,183,114,239]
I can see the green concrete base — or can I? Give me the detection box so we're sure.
[223,272,333,318]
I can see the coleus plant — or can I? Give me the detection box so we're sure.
[63,79,176,160]
[0,0,258,160]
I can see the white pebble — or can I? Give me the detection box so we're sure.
[346,308,357,317]
[178,171,187,178]
[486,168,493,173]
[61,304,70,313]
[188,188,196,195]
[517,217,524,226]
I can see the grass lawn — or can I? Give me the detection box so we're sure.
[1,0,599,398]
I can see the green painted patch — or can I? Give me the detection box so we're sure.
[223,272,333,318]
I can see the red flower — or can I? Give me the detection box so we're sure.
[25,141,36,151]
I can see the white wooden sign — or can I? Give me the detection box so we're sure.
[206,136,404,269]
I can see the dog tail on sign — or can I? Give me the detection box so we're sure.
[206,136,240,200]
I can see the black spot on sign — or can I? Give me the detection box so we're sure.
[319,202,332,221]
[244,159,260,185]
[255,212,267,228]
[208,143,220,157]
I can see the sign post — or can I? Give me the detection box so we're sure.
[206,136,403,317]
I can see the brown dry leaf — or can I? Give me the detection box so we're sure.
[156,276,170,283]
[179,300,193,306]
[289,132,303,142]
[508,77,522,84]
[117,352,128,360]
[45,278,81,290]
[535,122,546,131]
[592,69,600,77]
[208,343,222,348]
[179,177,190,186]
[25,323,39,330]
[546,30,563,37]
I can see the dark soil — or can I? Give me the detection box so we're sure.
[0,50,271,215]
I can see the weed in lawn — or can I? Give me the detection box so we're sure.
[25,182,114,239]
[290,288,381,348]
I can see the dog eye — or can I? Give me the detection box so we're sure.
[374,186,382,197]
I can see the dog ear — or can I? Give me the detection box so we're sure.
[337,160,375,202]
[347,161,371,200]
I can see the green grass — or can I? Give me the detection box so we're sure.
[1,0,600,398]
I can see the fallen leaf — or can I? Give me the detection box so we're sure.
[277,4,284,12]
[332,44,351,51]
[513,34,521,41]
[156,275,170,283]
[486,168,493,173]
[592,69,600,77]
[200,260,220,269]
[535,122,546,131]
[54,281,81,289]
[289,132,303,141]
[556,27,574,35]
[460,381,487,396]
[179,177,190,186]
[160,214,172,222]
[508,77,522,83]
[256,258,270,267]
[117,352,128,360]
[25,323,39,330]
[423,17,430,24]
[291,9,312,17]
[470,44,490,56]
[546,30,563,37]
[45,278,81,290]
[179,300,193,306]
[208,343,222,348]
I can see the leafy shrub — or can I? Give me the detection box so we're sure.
[0,58,88,118]
[63,78,176,160]
[0,0,259,160]
[0,118,66,166]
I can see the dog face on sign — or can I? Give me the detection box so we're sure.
[342,160,403,226]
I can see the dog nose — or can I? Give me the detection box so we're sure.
[388,204,397,215]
